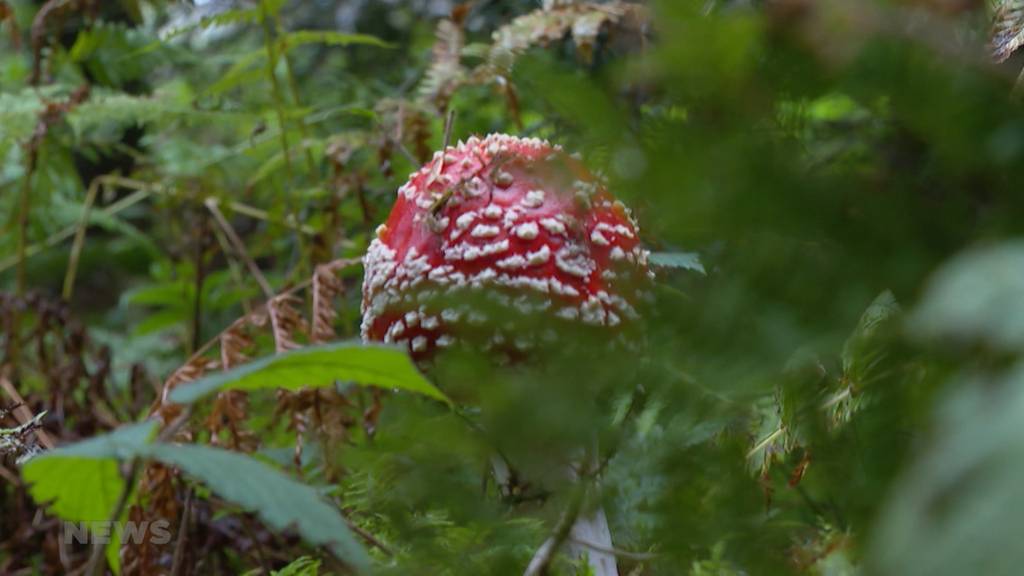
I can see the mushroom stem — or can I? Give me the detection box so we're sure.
[524,485,585,576]
[568,504,619,576]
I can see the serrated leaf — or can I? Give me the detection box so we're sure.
[146,443,369,572]
[21,421,157,575]
[649,251,706,274]
[22,421,369,572]
[21,421,156,520]
[168,341,447,405]
[159,7,261,43]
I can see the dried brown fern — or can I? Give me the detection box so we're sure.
[417,2,649,121]
[992,0,1024,63]
[125,258,365,573]
[311,260,348,343]
[208,326,258,451]
[268,294,308,354]
[488,1,648,67]
[419,16,467,112]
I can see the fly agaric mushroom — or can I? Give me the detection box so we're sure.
[361,133,652,359]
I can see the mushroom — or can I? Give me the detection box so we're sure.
[361,133,653,576]
[361,133,652,360]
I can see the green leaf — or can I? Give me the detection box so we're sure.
[649,251,706,275]
[22,422,369,572]
[21,421,157,575]
[278,556,321,576]
[909,241,1024,350]
[158,7,261,43]
[278,30,392,52]
[22,421,156,522]
[868,363,1024,576]
[168,342,447,405]
[146,443,369,572]
[842,290,901,378]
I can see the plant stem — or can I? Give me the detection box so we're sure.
[85,458,140,576]
[62,177,102,301]
[524,485,585,576]
[190,208,208,355]
[275,12,318,178]
[260,0,307,277]
[205,198,275,300]
[15,159,31,297]
[0,177,315,276]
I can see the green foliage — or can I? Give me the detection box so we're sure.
[22,422,155,522]
[23,421,370,572]
[6,0,1024,574]
[649,251,706,275]
[168,341,448,404]
[869,364,1024,576]
[909,242,1024,351]
[147,442,369,572]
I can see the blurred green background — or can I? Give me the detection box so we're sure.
[4,0,1024,574]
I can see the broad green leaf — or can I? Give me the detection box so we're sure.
[22,421,156,521]
[21,421,157,575]
[868,363,1024,576]
[909,241,1024,350]
[168,342,447,404]
[23,422,369,572]
[649,251,706,275]
[146,443,369,572]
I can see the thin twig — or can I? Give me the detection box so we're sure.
[275,12,318,178]
[204,198,275,299]
[170,489,193,576]
[62,177,102,301]
[190,209,208,354]
[85,458,140,576]
[0,176,314,275]
[392,137,419,166]
[443,108,457,150]
[524,487,585,576]
[208,217,256,317]
[0,463,21,485]
[0,188,151,274]
[346,518,394,556]
[567,537,658,562]
[158,408,194,443]
[15,150,33,296]
[0,372,55,449]
[259,0,307,277]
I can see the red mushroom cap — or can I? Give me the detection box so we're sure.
[361,133,651,359]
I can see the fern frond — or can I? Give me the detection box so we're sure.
[160,7,261,42]
[992,0,1024,62]
[311,261,346,343]
[269,294,307,354]
[489,1,648,68]
[419,18,467,112]
[278,30,391,51]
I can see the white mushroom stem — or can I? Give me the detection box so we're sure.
[568,503,619,576]
[518,449,620,576]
